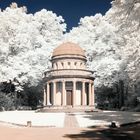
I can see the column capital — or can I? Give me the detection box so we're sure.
[62,80,65,83]
[89,82,92,85]
[73,80,76,83]
[53,81,57,83]
[47,82,49,85]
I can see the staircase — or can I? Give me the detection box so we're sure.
[36,105,98,113]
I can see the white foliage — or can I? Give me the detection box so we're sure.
[65,14,122,88]
[105,0,140,86]
[0,1,139,91]
[65,0,140,88]
[0,4,66,87]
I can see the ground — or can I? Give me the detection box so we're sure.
[0,110,140,140]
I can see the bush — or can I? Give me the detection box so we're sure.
[134,105,140,112]
[0,92,15,111]
[125,95,138,107]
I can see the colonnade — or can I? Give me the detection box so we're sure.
[43,80,95,107]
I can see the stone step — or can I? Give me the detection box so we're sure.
[36,106,100,113]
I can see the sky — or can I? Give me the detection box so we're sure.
[0,0,112,31]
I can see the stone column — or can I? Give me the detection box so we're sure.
[53,81,56,105]
[72,80,76,106]
[88,82,92,105]
[91,82,95,106]
[62,80,66,106]
[43,86,46,106]
[82,82,85,105]
[47,82,50,105]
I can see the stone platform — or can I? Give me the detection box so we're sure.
[36,105,97,113]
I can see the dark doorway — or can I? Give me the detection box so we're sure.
[66,90,72,105]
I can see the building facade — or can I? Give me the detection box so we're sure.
[43,42,95,108]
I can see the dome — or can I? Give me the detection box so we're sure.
[52,42,85,57]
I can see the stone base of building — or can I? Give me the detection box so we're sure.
[36,105,99,113]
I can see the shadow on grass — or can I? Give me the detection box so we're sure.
[82,111,140,124]
[64,123,140,140]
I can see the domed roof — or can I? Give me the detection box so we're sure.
[52,42,85,57]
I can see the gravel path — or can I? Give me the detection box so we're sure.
[64,113,79,128]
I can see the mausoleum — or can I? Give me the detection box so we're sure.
[43,42,95,109]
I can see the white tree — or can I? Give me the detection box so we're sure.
[65,0,140,92]
[105,0,140,92]
[0,1,139,94]
[0,3,66,89]
[65,14,123,88]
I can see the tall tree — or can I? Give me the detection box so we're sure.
[0,3,66,89]
[65,14,123,88]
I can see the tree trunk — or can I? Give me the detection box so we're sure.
[118,80,124,108]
